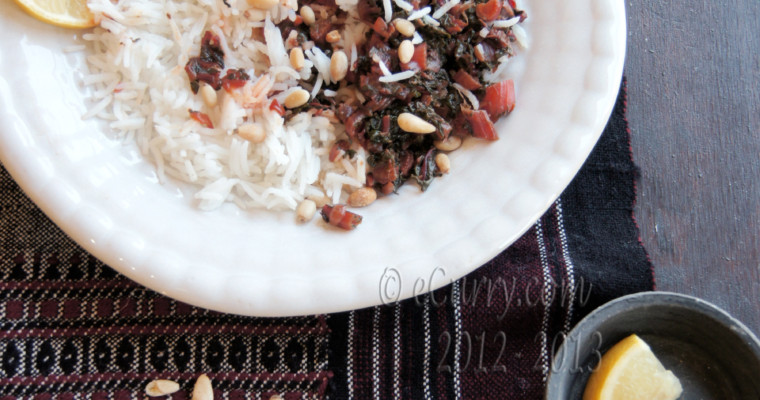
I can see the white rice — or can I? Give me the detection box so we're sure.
[484,55,512,83]
[411,31,424,45]
[379,70,416,83]
[349,43,358,71]
[422,15,440,26]
[382,0,393,22]
[393,0,414,12]
[82,0,367,212]
[492,17,521,29]
[452,83,479,110]
[373,54,393,76]
[432,0,460,19]
[407,7,430,21]
[335,0,359,13]
[511,24,530,49]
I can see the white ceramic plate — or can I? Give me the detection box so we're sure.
[0,0,625,316]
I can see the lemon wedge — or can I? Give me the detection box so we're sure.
[583,334,683,400]
[13,0,96,29]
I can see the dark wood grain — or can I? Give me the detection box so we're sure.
[626,1,760,335]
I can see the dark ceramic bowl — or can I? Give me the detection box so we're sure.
[545,291,760,399]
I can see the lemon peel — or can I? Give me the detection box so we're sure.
[583,334,683,400]
[13,0,96,29]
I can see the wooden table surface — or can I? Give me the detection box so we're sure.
[627,1,760,335]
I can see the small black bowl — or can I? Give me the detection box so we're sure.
[545,291,760,399]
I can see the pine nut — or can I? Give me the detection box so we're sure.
[434,135,463,151]
[325,30,341,43]
[237,122,266,143]
[270,396,284,400]
[330,50,348,82]
[199,84,217,108]
[296,199,317,223]
[398,40,414,64]
[299,5,315,25]
[145,380,180,397]
[348,187,377,207]
[435,153,450,174]
[246,0,279,10]
[284,88,310,108]
[191,374,213,400]
[307,194,330,208]
[393,18,416,37]
[397,113,436,134]
[290,47,305,70]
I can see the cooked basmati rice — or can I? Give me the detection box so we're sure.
[452,83,480,110]
[82,0,367,212]
[492,17,521,29]
[407,7,431,21]
[422,15,440,26]
[512,24,530,49]
[411,32,424,45]
[382,0,393,22]
[393,0,414,12]
[379,70,416,83]
[432,0,460,19]
[373,54,393,77]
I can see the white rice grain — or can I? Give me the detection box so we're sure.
[432,0,459,19]
[452,83,479,110]
[407,7,430,21]
[422,15,440,26]
[492,17,521,29]
[411,31,423,45]
[393,0,414,12]
[382,0,392,22]
[379,70,415,83]
[373,54,392,76]
[310,75,324,100]
[512,24,530,49]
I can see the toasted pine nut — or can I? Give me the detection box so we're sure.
[237,122,266,143]
[348,187,377,208]
[191,374,213,400]
[299,5,316,25]
[270,396,284,400]
[145,380,180,397]
[296,200,317,223]
[307,194,331,208]
[330,50,348,82]
[290,47,305,70]
[397,113,436,134]
[199,84,217,108]
[284,88,310,108]
[393,18,416,37]
[246,0,279,10]
[398,40,414,64]
[435,153,450,174]
[325,30,341,43]
[434,135,463,151]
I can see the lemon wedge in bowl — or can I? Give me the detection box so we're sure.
[13,0,95,29]
[583,334,683,400]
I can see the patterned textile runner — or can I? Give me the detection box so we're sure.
[0,81,653,399]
